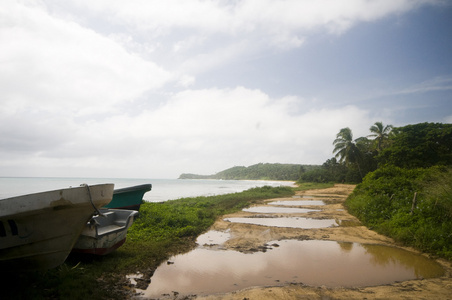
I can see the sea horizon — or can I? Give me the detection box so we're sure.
[0,177,295,202]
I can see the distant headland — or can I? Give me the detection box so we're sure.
[178,163,319,181]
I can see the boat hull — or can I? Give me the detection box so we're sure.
[103,184,152,210]
[0,184,114,270]
[72,209,139,255]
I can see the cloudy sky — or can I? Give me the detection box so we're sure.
[1,0,451,179]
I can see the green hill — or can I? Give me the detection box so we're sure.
[179,163,319,181]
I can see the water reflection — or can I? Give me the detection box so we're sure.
[268,200,325,206]
[140,240,444,298]
[224,217,337,229]
[361,244,442,278]
[243,206,320,213]
[338,241,354,251]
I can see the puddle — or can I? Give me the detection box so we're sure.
[224,217,337,229]
[243,206,320,214]
[139,240,444,298]
[292,195,326,199]
[269,200,325,206]
[196,230,231,246]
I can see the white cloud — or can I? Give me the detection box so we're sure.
[0,1,172,116]
[0,87,372,178]
[64,0,438,34]
[179,39,253,75]
[0,0,447,179]
[172,36,207,53]
[0,83,372,178]
[37,0,441,75]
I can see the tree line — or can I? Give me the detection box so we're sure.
[300,122,452,183]
[338,122,452,259]
[180,122,452,184]
[179,163,319,181]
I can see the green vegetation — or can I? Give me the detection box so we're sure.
[333,127,368,179]
[345,166,452,259]
[179,163,319,181]
[300,121,393,183]
[340,122,452,260]
[298,121,452,260]
[298,157,347,183]
[300,122,452,184]
[2,185,294,299]
[378,122,452,168]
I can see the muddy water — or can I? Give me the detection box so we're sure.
[243,206,320,213]
[139,239,444,298]
[136,190,445,298]
[224,217,337,228]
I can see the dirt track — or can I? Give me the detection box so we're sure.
[197,184,452,300]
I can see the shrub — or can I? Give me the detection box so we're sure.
[345,166,452,260]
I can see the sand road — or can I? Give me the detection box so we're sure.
[195,184,452,300]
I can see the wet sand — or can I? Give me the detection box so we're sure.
[195,184,452,300]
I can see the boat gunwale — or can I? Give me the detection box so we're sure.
[0,184,115,217]
[113,184,152,194]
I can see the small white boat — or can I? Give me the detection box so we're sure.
[0,184,114,270]
[72,209,139,255]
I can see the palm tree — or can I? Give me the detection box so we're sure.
[333,127,363,178]
[367,122,393,151]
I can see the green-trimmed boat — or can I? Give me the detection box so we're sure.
[103,184,152,211]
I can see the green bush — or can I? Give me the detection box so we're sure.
[345,166,452,260]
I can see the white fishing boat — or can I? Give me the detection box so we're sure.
[0,183,114,270]
[72,208,138,255]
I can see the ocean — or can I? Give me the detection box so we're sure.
[0,177,295,202]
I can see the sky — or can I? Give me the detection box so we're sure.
[1,0,451,179]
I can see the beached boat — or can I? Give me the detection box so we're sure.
[103,183,152,211]
[0,184,114,270]
[72,183,151,255]
[72,208,138,255]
